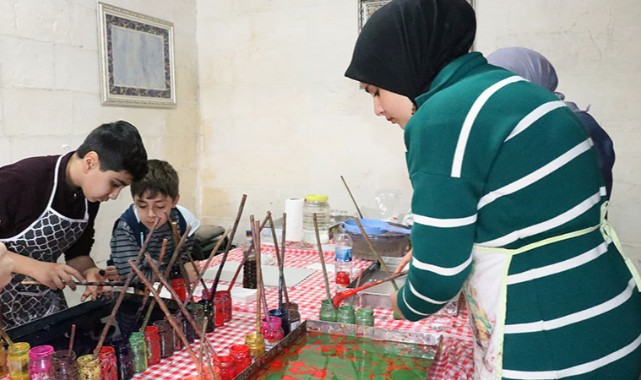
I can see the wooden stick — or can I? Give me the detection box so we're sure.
[93,219,160,357]
[128,260,200,366]
[67,324,76,356]
[138,225,193,331]
[280,212,290,305]
[313,214,333,305]
[208,194,248,302]
[183,228,230,304]
[340,175,364,219]
[168,218,209,293]
[226,214,269,291]
[0,326,13,347]
[20,280,126,286]
[138,239,168,332]
[353,218,398,291]
[251,217,263,334]
[138,255,218,359]
[267,212,286,310]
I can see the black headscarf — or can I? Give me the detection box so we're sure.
[345,0,476,100]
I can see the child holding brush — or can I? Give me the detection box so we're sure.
[109,159,200,287]
[0,121,148,329]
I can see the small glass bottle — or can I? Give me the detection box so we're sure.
[199,298,218,331]
[302,194,331,245]
[260,316,284,351]
[268,308,290,336]
[7,342,30,380]
[187,302,205,334]
[242,231,257,289]
[76,354,100,380]
[28,344,54,380]
[153,319,175,358]
[217,290,233,322]
[318,299,337,322]
[244,332,265,359]
[170,263,188,302]
[144,326,161,366]
[334,226,354,292]
[216,355,237,380]
[336,305,356,324]
[355,307,375,326]
[51,350,77,380]
[0,341,7,378]
[128,332,148,374]
[283,302,301,331]
[211,294,224,328]
[97,346,118,380]
[113,339,133,380]
[229,344,251,374]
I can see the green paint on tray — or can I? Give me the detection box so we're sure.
[254,332,434,379]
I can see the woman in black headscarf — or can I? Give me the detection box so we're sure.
[346,0,641,379]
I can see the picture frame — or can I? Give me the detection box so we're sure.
[98,3,176,107]
[358,0,475,32]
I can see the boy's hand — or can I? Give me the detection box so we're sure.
[80,267,110,302]
[30,261,84,291]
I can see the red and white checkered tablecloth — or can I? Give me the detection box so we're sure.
[136,244,474,379]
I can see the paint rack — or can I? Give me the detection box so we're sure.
[235,319,443,379]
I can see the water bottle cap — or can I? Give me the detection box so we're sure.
[305,194,328,202]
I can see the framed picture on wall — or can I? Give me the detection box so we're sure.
[358,0,475,32]
[98,3,176,107]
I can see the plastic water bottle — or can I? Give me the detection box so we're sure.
[334,227,353,292]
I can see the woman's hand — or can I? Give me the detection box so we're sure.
[28,261,84,291]
[394,249,413,274]
[0,243,15,289]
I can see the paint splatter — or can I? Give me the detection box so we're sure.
[254,332,434,379]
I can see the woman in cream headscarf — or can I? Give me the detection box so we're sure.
[345,0,641,378]
[487,46,616,199]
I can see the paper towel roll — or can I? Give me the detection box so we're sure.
[284,198,304,242]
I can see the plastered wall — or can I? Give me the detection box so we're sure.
[196,0,641,258]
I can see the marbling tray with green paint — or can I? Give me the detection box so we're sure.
[236,319,442,380]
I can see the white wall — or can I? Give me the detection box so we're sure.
[196,0,641,257]
[0,0,200,272]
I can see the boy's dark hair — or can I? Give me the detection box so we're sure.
[130,159,180,199]
[76,120,148,181]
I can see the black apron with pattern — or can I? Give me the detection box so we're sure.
[0,155,88,329]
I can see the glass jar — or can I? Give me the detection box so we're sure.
[302,194,331,244]
[260,316,284,351]
[76,354,101,380]
[229,344,251,374]
[318,299,337,322]
[199,299,217,331]
[153,319,175,358]
[98,346,118,380]
[28,344,54,380]
[51,350,77,380]
[216,290,233,322]
[0,342,7,378]
[216,355,236,380]
[144,326,161,366]
[268,308,290,336]
[283,302,301,331]
[113,340,133,380]
[7,342,30,380]
[336,305,356,324]
[355,307,375,326]
[128,332,148,374]
[179,314,196,345]
[187,302,205,334]
[244,332,265,359]
[242,232,257,289]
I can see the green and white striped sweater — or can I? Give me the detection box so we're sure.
[399,52,641,379]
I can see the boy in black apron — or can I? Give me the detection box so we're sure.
[0,120,148,329]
